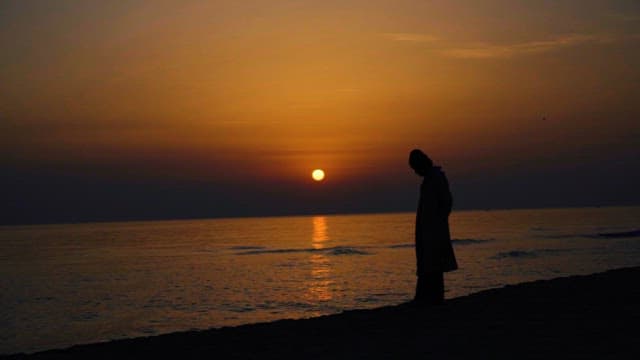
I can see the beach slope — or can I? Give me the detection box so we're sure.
[7,267,640,359]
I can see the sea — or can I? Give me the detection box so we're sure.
[1,206,639,355]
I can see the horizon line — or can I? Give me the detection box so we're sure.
[2,203,638,228]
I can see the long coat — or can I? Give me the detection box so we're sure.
[415,166,458,275]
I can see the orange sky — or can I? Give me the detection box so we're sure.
[1,1,640,223]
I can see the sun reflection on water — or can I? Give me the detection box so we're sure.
[312,216,328,247]
[306,216,333,302]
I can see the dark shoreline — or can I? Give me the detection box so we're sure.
[6,266,640,359]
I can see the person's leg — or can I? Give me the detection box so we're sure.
[421,272,444,305]
[414,276,427,303]
[415,273,444,305]
[432,272,444,304]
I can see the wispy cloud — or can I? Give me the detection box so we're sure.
[606,12,640,23]
[442,34,613,59]
[335,88,360,93]
[383,32,438,43]
[383,32,613,59]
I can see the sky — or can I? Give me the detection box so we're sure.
[2,0,640,224]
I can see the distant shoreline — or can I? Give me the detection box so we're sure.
[7,266,640,359]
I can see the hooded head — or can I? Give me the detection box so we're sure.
[409,149,433,177]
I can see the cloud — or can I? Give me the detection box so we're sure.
[383,32,438,43]
[336,88,360,93]
[383,32,613,59]
[442,34,613,59]
[606,12,640,23]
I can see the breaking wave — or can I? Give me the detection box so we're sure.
[237,246,370,256]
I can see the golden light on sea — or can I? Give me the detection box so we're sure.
[312,169,325,182]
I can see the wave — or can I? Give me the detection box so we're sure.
[228,246,266,251]
[237,246,370,256]
[492,248,574,259]
[492,250,538,259]
[328,247,369,255]
[596,229,640,238]
[530,227,548,231]
[387,238,489,249]
[541,229,640,239]
[540,234,577,239]
[453,238,491,244]
[355,292,408,304]
[537,248,574,254]
[236,237,492,256]
[388,244,414,249]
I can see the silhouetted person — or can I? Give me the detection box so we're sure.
[409,149,458,305]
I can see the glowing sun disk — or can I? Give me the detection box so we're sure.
[312,169,325,181]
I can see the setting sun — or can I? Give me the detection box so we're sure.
[312,169,325,182]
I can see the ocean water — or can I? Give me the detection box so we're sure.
[1,206,639,354]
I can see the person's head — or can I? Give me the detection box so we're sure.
[409,149,433,176]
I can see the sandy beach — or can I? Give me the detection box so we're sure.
[5,266,639,359]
